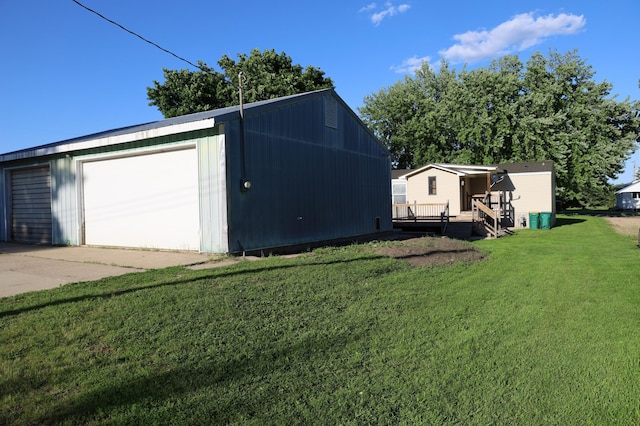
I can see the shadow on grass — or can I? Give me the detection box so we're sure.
[40,327,362,424]
[389,247,479,261]
[553,217,586,228]
[560,209,640,217]
[0,255,388,319]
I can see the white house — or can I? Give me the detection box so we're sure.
[392,161,556,229]
[615,181,640,210]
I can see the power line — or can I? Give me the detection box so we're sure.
[71,0,207,71]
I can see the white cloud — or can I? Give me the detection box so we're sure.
[439,12,586,63]
[359,3,377,13]
[391,55,431,74]
[361,2,411,26]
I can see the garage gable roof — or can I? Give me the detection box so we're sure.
[0,89,339,163]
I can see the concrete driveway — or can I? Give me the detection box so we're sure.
[0,242,215,298]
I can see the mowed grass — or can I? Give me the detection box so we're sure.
[2,215,640,425]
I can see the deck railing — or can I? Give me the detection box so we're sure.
[392,201,450,234]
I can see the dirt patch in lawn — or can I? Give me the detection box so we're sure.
[375,236,485,267]
[604,216,640,239]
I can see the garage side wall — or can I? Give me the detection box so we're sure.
[2,126,227,252]
[66,127,223,252]
[226,94,392,253]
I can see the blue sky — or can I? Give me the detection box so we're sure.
[1,0,638,182]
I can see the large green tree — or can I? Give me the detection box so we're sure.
[147,48,334,118]
[360,49,640,207]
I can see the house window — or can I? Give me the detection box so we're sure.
[392,182,407,204]
[633,192,640,199]
[428,176,437,195]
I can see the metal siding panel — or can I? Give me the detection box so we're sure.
[10,166,53,244]
[73,133,198,159]
[198,128,228,253]
[50,157,78,245]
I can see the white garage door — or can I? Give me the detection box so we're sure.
[82,148,200,251]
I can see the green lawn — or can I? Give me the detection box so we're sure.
[2,215,640,425]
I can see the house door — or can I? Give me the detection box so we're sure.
[460,177,472,211]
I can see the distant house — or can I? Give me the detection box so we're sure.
[615,181,640,210]
[0,89,392,253]
[392,161,556,229]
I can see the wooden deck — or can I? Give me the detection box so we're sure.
[392,202,450,235]
[393,194,511,240]
[394,210,474,239]
[393,209,509,240]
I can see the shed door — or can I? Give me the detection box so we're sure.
[10,166,53,244]
[82,148,200,251]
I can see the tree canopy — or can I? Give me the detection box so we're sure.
[147,48,334,118]
[359,50,640,207]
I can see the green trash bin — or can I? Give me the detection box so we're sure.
[540,212,552,230]
[529,212,540,229]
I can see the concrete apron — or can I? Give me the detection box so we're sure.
[0,242,214,298]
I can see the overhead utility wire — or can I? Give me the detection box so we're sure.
[71,0,208,71]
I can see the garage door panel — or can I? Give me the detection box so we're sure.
[12,193,51,203]
[12,209,52,219]
[82,148,200,251]
[11,224,52,237]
